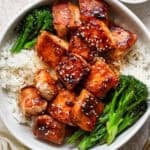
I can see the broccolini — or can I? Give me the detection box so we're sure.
[67,75,148,150]
[11,7,53,53]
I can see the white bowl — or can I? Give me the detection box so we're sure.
[0,0,150,150]
[120,0,148,4]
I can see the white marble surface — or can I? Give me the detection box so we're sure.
[0,0,149,150]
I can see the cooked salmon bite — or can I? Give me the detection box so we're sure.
[79,0,109,22]
[69,33,96,61]
[34,69,58,101]
[33,115,66,145]
[52,1,81,38]
[71,89,104,131]
[18,86,47,118]
[47,89,76,126]
[85,58,119,98]
[56,53,90,90]
[110,24,137,60]
[52,1,70,38]
[68,2,81,28]
[78,19,116,53]
[36,31,69,69]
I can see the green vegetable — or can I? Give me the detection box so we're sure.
[67,129,86,144]
[11,7,53,53]
[78,124,107,150]
[67,75,148,150]
[106,75,148,144]
[23,38,37,49]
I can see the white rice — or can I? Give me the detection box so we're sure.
[120,42,150,90]
[0,40,47,123]
[0,39,150,124]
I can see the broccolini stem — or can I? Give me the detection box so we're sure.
[118,102,146,134]
[107,86,135,144]
[127,99,146,112]
[79,125,106,150]
[109,82,127,115]
[11,34,24,53]
[67,129,86,144]
[11,15,34,53]
[23,38,37,49]
[14,31,29,52]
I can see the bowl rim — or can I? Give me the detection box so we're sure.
[0,0,149,150]
[0,0,51,44]
[120,0,149,4]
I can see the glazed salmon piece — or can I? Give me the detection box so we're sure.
[110,24,137,60]
[69,33,97,61]
[18,87,47,118]
[36,31,69,69]
[79,0,108,21]
[47,89,75,126]
[71,89,104,131]
[52,1,81,38]
[56,53,90,90]
[33,115,66,144]
[34,69,58,101]
[85,58,119,98]
[68,2,81,29]
[52,1,70,38]
[78,19,116,53]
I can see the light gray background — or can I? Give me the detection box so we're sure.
[0,0,150,150]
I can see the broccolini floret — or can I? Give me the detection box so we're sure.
[11,7,53,53]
